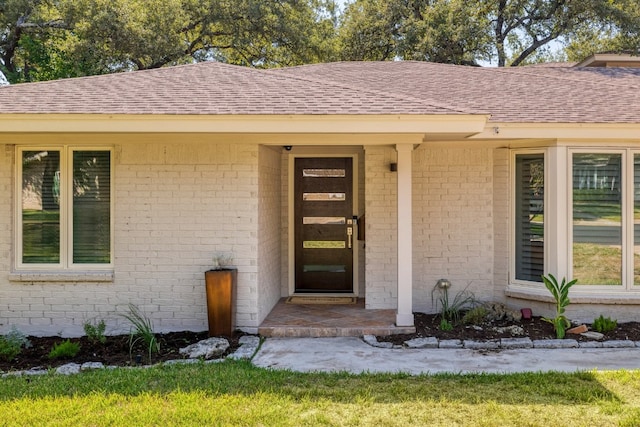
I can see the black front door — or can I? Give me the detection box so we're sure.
[294,157,354,293]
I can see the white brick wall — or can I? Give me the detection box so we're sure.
[492,148,510,302]
[257,146,282,325]
[412,146,495,313]
[0,140,262,336]
[364,146,398,308]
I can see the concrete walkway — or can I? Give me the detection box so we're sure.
[252,337,640,375]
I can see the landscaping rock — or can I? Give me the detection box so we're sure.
[228,335,261,359]
[464,340,500,350]
[179,337,230,359]
[501,338,533,349]
[493,325,525,336]
[81,362,105,371]
[579,341,604,348]
[56,363,81,375]
[483,302,522,322]
[405,337,438,349]
[581,331,604,340]
[362,335,393,348]
[439,339,463,349]
[567,324,588,334]
[164,359,201,366]
[533,339,579,349]
[602,340,635,348]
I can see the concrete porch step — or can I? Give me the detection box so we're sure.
[259,325,416,338]
[257,298,416,338]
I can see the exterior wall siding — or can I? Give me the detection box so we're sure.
[0,140,261,336]
[257,145,282,326]
[412,146,495,313]
[492,148,510,302]
[364,146,398,308]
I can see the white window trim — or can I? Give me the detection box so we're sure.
[14,145,114,273]
[508,145,640,300]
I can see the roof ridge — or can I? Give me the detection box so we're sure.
[491,65,640,89]
[265,63,479,115]
[0,61,252,88]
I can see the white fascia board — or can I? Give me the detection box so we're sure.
[472,122,640,141]
[0,114,488,135]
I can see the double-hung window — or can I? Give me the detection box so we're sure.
[17,147,112,270]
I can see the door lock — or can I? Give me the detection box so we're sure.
[347,226,353,249]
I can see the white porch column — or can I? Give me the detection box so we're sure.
[395,144,414,326]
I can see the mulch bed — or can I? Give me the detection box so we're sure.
[377,313,640,346]
[1,331,245,372]
[4,314,640,372]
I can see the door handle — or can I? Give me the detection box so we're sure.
[347,227,353,249]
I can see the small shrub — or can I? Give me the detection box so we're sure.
[462,307,488,325]
[48,339,80,359]
[439,318,453,331]
[0,327,31,362]
[84,319,107,344]
[593,315,617,333]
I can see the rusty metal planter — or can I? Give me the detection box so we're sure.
[205,269,236,337]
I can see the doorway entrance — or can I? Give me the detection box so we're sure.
[294,157,354,293]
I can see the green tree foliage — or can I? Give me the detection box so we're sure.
[564,0,640,62]
[338,0,640,66]
[1,0,339,83]
[338,0,490,64]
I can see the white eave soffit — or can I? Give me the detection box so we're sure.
[0,113,489,137]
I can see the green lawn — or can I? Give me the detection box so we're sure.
[1,360,640,426]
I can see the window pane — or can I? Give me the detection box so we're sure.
[303,265,346,272]
[303,217,346,225]
[515,154,544,282]
[573,153,622,285]
[302,169,345,178]
[22,151,61,264]
[303,241,346,249]
[303,193,345,201]
[73,151,111,264]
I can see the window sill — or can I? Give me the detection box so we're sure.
[506,284,640,305]
[9,270,114,283]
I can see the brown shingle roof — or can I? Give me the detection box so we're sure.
[274,61,640,123]
[1,60,639,123]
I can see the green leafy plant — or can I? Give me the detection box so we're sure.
[593,315,617,334]
[462,306,488,325]
[83,319,107,344]
[541,274,578,339]
[48,339,80,359]
[439,318,453,331]
[0,327,31,362]
[121,304,159,364]
[431,281,477,325]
